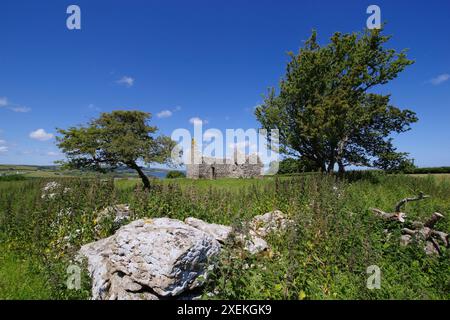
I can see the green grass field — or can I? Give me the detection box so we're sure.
[0,244,52,300]
[409,173,450,182]
[1,172,449,299]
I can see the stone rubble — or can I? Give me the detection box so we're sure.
[78,210,292,300]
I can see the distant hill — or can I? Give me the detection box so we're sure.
[0,164,185,179]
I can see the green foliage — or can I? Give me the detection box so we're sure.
[166,170,186,179]
[255,28,417,173]
[277,157,319,174]
[375,152,416,173]
[0,174,27,181]
[411,167,450,174]
[0,174,449,299]
[56,110,176,189]
[0,244,52,299]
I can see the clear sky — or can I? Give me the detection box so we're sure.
[0,0,449,167]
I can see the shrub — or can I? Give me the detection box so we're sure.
[277,157,318,174]
[410,167,450,174]
[166,170,186,179]
[0,174,27,181]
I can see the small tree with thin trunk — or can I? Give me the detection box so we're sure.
[56,110,175,189]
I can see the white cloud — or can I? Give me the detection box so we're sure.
[47,151,60,156]
[157,106,182,118]
[0,138,7,153]
[29,129,54,141]
[10,106,31,113]
[0,96,31,112]
[0,97,8,107]
[88,103,101,111]
[116,76,134,87]
[429,73,450,85]
[189,117,208,125]
[157,110,173,118]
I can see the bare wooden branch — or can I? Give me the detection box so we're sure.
[424,212,444,228]
[428,238,442,255]
[402,228,417,236]
[411,221,424,229]
[417,227,432,240]
[371,208,407,222]
[372,195,447,256]
[431,230,449,247]
[395,192,430,213]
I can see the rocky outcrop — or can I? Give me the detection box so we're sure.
[240,210,292,254]
[79,210,291,300]
[79,218,221,300]
[184,217,232,243]
[248,210,292,238]
[184,217,270,254]
[94,204,132,238]
[184,211,293,255]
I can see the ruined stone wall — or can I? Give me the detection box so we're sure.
[187,138,263,179]
[187,157,263,179]
[186,163,199,179]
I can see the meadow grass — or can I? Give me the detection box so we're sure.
[0,244,52,300]
[0,173,449,299]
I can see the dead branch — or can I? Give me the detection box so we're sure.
[431,230,449,247]
[429,238,442,255]
[424,212,444,228]
[395,192,430,213]
[401,228,416,236]
[372,194,447,256]
[371,208,406,222]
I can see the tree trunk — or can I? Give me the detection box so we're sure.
[327,161,335,174]
[129,162,151,190]
[336,136,348,177]
[338,161,345,176]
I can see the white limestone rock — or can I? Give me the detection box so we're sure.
[249,210,292,238]
[184,217,232,243]
[79,218,221,300]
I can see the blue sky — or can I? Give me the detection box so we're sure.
[0,0,449,167]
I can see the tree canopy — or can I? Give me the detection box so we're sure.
[255,28,418,173]
[56,110,175,189]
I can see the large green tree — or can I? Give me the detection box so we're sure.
[56,110,175,189]
[255,28,418,174]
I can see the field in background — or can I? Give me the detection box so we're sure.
[116,172,450,191]
[0,164,173,179]
[410,174,450,183]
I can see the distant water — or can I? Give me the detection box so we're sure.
[147,170,186,179]
[148,171,167,179]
